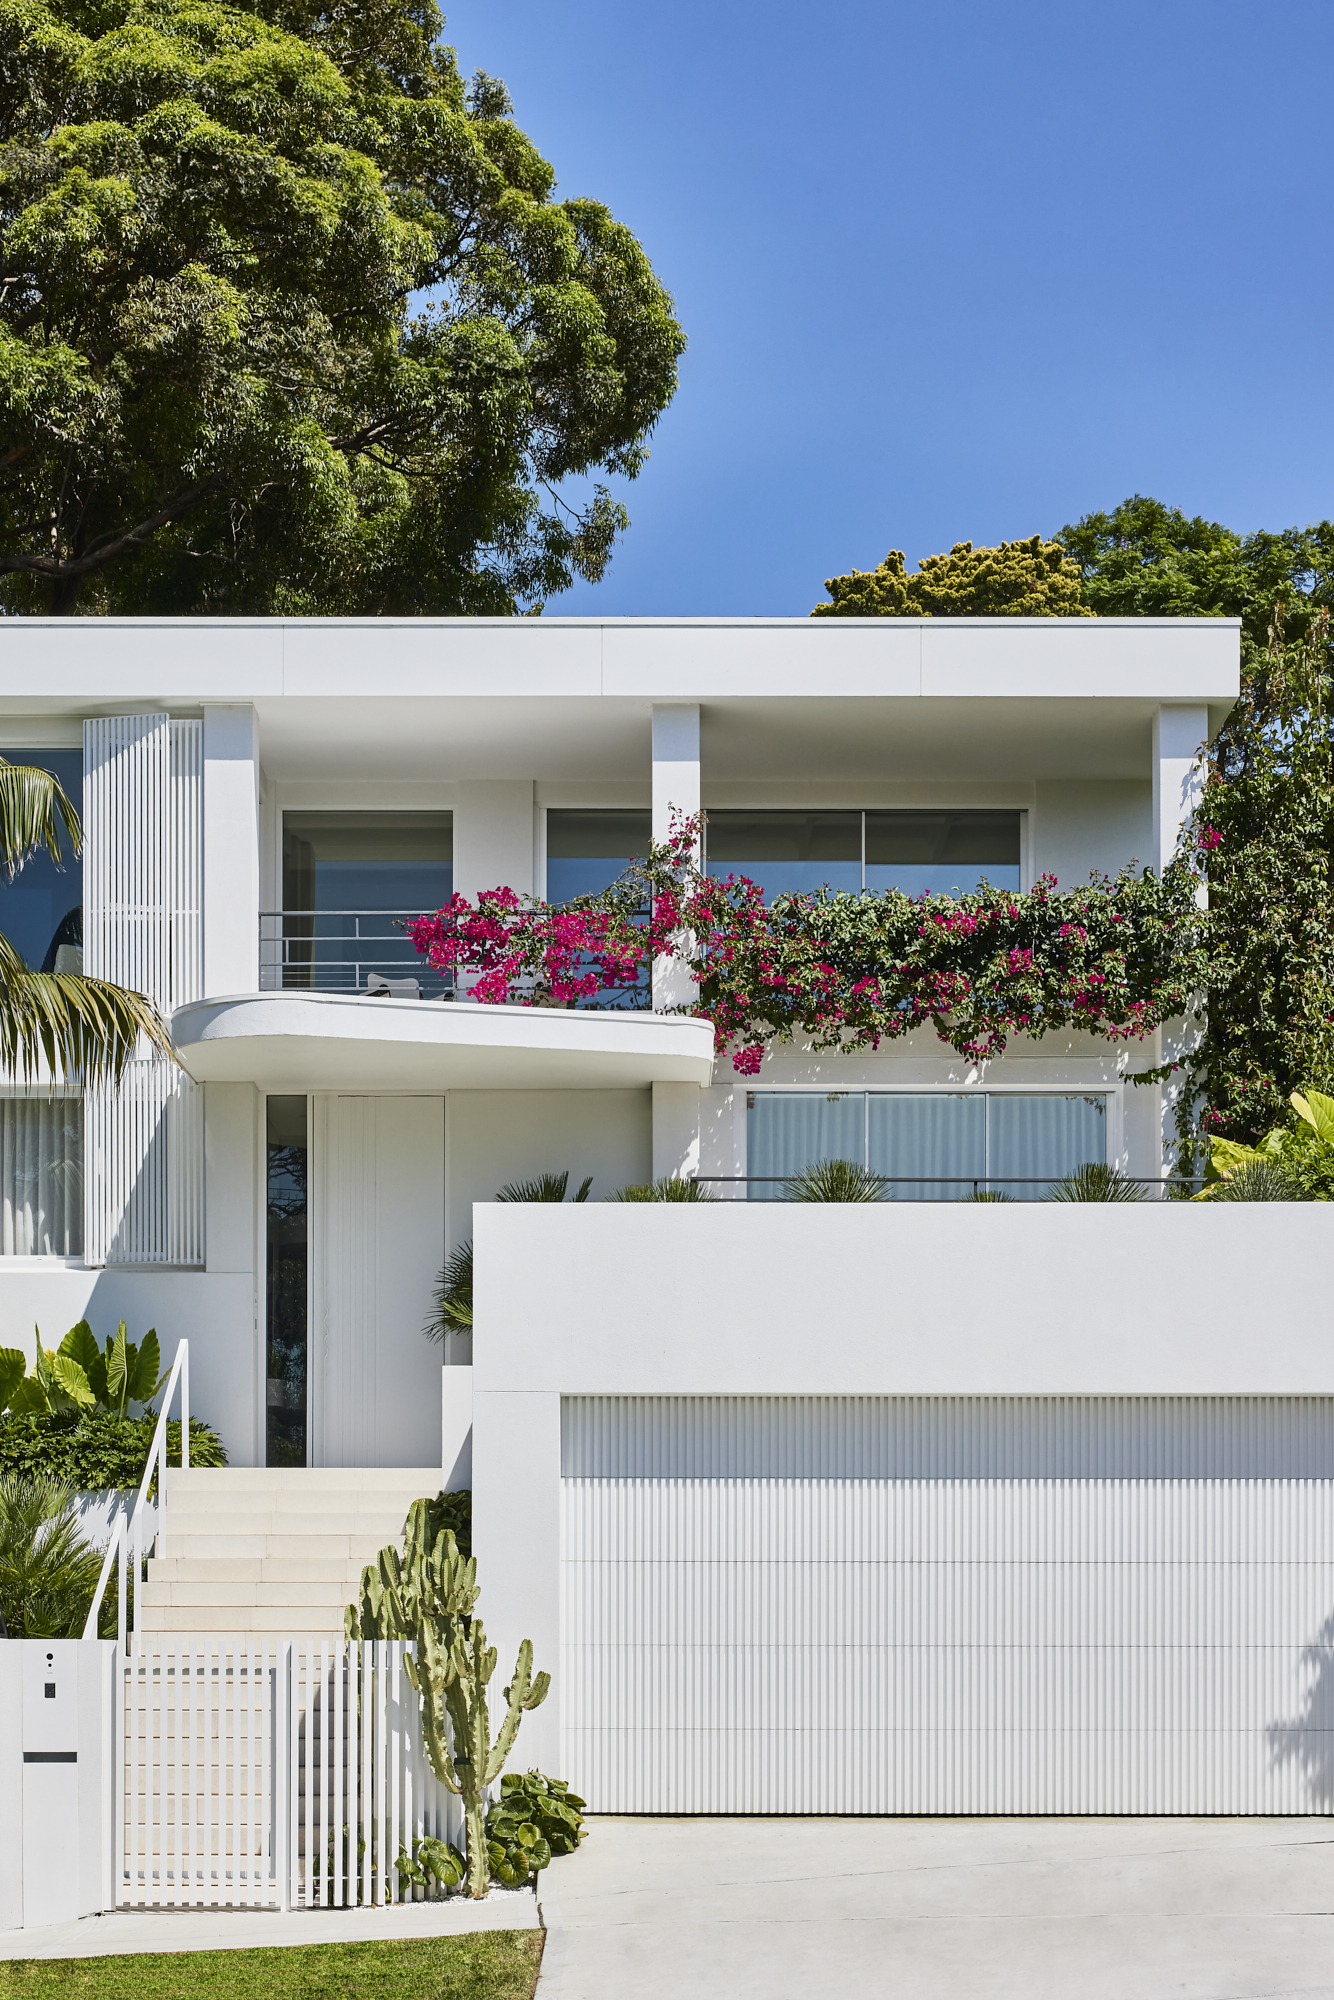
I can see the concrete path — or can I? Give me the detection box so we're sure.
[0,1886,538,1960]
[534,1817,1334,2000]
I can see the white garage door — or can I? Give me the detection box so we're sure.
[561,1396,1334,1814]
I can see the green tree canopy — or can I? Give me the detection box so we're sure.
[0,0,684,613]
[811,535,1089,619]
[1056,494,1334,653]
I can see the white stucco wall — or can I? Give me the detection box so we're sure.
[445,1089,651,1250]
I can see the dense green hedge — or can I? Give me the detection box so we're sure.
[0,1413,227,1492]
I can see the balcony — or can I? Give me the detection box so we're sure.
[259,909,451,999]
[172,990,715,1092]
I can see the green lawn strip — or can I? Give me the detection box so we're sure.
[0,1929,544,2000]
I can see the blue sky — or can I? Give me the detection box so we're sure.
[442,0,1334,615]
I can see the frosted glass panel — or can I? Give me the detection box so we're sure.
[989,1094,1106,1201]
[868,1094,985,1200]
[0,1096,82,1255]
[747,1092,865,1198]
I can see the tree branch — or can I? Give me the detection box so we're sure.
[0,472,228,583]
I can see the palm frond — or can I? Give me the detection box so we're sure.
[497,1172,573,1203]
[425,1240,473,1343]
[0,758,80,879]
[0,1474,106,1638]
[0,939,175,1087]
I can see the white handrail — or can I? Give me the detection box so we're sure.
[83,1339,190,1649]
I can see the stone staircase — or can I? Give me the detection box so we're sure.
[138,1467,444,1634]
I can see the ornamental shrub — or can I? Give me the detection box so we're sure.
[0,1413,227,1492]
[486,1771,587,1887]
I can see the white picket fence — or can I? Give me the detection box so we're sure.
[120,1637,462,1909]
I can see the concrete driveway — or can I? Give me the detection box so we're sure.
[534,1817,1334,2000]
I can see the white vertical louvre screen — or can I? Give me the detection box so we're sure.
[562,1394,1334,1816]
[83,716,204,1266]
[120,1638,459,1909]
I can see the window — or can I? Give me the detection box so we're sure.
[266,1096,308,1466]
[274,811,453,994]
[865,811,1020,896]
[546,810,651,902]
[0,747,83,972]
[746,1091,1106,1200]
[705,812,861,902]
[0,1095,82,1254]
[704,809,1022,902]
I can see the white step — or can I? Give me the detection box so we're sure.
[136,1467,452,1634]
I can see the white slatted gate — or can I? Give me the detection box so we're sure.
[83,715,203,1266]
[120,1639,460,1908]
[562,1395,1334,1815]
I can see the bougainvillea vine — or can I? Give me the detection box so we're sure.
[409,815,1211,1077]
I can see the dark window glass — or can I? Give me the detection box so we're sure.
[546,810,651,902]
[865,811,1020,897]
[0,749,83,972]
[279,811,452,994]
[266,1095,307,1467]
[706,811,861,902]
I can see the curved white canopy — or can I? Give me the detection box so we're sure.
[172,991,717,1092]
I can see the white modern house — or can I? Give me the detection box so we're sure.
[8,612,1331,1829]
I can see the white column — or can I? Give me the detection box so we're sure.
[453,780,535,902]
[652,1081,702,1183]
[651,706,700,1016]
[202,706,260,997]
[651,704,701,855]
[1151,706,1208,871]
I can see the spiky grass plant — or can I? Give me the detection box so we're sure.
[1046,1162,1145,1202]
[610,1177,718,1201]
[1212,1159,1304,1201]
[783,1158,887,1202]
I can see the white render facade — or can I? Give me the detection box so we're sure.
[0,612,1240,1472]
[14,612,1333,1824]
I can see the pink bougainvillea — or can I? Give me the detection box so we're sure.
[409,813,1211,1076]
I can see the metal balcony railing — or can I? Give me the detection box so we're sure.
[696,1175,1205,1202]
[258,911,452,998]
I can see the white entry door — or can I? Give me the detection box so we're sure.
[561,1394,1334,1815]
[311,1095,444,1468]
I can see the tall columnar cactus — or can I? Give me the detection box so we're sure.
[405,1619,550,1899]
[345,1495,549,1899]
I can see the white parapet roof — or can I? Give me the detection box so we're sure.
[0,616,1240,783]
[172,991,717,1092]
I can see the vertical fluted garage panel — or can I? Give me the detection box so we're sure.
[560,1396,1334,1814]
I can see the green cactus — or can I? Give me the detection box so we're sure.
[405,1617,551,1898]
[345,1497,478,1642]
[345,1494,550,1899]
